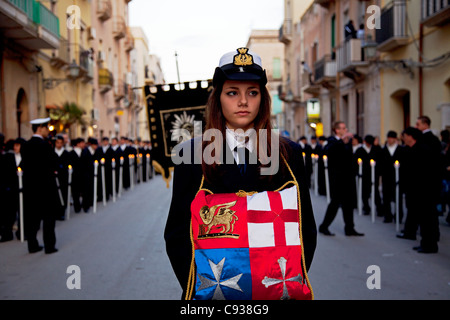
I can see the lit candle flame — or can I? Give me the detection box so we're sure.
[370,159,375,165]
[146,154,150,158]
[68,165,72,170]
[323,155,328,161]
[17,167,22,172]
[358,158,362,165]
[394,160,400,167]
[101,158,105,164]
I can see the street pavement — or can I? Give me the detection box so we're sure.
[0,175,449,300]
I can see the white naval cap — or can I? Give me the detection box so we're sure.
[218,48,263,69]
[30,117,51,125]
[213,47,267,87]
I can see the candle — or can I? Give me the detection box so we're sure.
[357,158,363,216]
[323,155,330,204]
[66,165,73,220]
[146,153,151,180]
[370,159,376,223]
[93,160,98,213]
[112,159,116,203]
[119,157,124,197]
[129,154,134,190]
[302,152,306,164]
[101,158,106,207]
[17,167,24,243]
[394,160,400,232]
[313,154,318,196]
[139,153,143,183]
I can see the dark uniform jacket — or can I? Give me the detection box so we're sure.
[21,136,60,217]
[95,146,115,200]
[164,137,317,296]
[325,136,355,196]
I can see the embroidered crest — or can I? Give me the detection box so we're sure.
[198,201,239,239]
[233,48,254,66]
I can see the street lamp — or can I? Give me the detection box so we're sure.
[43,60,81,89]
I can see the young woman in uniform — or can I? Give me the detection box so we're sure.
[164,48,317,300]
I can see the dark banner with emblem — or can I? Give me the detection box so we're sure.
[144,80,212,187]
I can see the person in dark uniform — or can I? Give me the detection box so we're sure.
[20,118,59,254]
[380,131,405,223]
[318,121,364,237]
[164,48,317,299]
[81,138,99,212]
[119,137,131,190]
[415,116,444,219]
[298,136,313,189]
[0,138,24,242]
[68,138,85,213]
[54,135,71,220]
[355,135,382,216]
[110,137,123,194]
[400,127,439,253]
[95,137,114,202]
[317,136,328,195]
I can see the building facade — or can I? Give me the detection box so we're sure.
[130,26,165,142]
[91,0,133,140]
[40,0,95,139]
[280,0,450,141]
[0,0,60,139]
[247,29,285,131]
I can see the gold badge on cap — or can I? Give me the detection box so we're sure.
[234,48,253,66]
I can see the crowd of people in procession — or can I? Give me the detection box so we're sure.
[300,116,449,253]
[0,117,154,254]
[0,115,449,254]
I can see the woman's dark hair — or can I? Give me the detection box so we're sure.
[201,82,289,184]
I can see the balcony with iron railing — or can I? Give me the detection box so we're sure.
[279,19,292,44]
[97,0,112,21]
[98,68,114,93]
[301,71,321,95]
[314,54,337,85]
[113,16,126,40]
[376,0,409,52]
[114,79,125,101]
[50,37,70,68]
[1,0,60,49]
[79,46,94,82]
[337,38,370,74]
[421,0,450,26]
[124,28,134,52]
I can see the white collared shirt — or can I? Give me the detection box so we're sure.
[102,145,110,153]
[74,147,82,157]
[225,128,256,164]
[387,143,398,156]
[55,147,64,157]
[353,143,362,153]
[32,134,44,140]
[15,152,22,166]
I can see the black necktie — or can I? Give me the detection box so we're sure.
[235,146,249,176]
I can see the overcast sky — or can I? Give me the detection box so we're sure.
[129,0,284,84]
